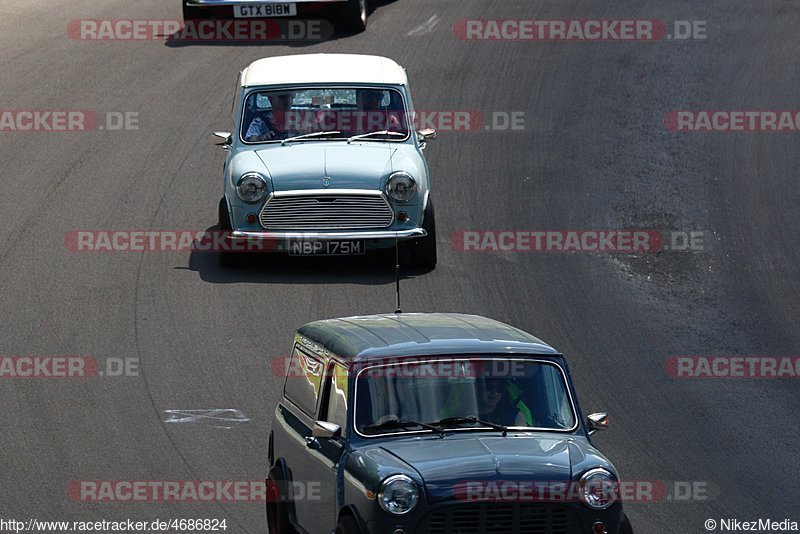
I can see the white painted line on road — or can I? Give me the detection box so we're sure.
[162,409,250,429]
[407,14,440,36]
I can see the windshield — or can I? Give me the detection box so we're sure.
[241,87,409,143]
[354,358,577,436]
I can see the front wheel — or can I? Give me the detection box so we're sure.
[335,515,360,534]
[621,514,634,534]
[218,198,240,268]
[334,0,367,33]
[266,471,292,534]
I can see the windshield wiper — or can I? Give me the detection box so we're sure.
[432,416,509,437]
[347,130,406,143]
[363,417,444,436]
[281,130,341,145]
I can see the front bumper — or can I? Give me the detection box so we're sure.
[231,229,425,240]
[228,228,426,253]
[188,0,346,4]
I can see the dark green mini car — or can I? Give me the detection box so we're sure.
[267,313,634,534]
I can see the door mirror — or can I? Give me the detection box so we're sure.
[209,131,232,146]
[587,412,609,435]
[312,420,341,439]
[417,128,437,140]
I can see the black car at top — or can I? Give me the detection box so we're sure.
[182,0,369,33]
[267,313,635,534]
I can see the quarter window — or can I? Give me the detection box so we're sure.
[283,346,324,416]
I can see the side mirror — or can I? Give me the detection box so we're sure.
[209,131,232,146]
[311,421,341,439]
[417,128,437,140]
[587,412,609,435]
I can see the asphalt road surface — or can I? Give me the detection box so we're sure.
[2,0,800,532]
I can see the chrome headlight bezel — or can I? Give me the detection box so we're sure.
[385,171,417,203]
[378,474,419,515]
[579,468,619,510]
[236,172,268,203]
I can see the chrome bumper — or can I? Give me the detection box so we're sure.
[230,229,426,240]
[188,0,346,5]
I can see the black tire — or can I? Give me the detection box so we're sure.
[182,4,215,20]
[217,198,240,268]
[621,514,634,534]
[335,514,360,534]
[401,199,437,270]
[334,0,367,33]
[266,471,292,534]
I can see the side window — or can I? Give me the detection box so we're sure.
[283,346,324,416]
[541,364,575,429]
[323,363,349,432]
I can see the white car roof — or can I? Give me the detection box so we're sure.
[241,54,408,87]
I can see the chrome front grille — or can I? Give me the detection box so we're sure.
[425,503,577,534]
[259,192,394,230]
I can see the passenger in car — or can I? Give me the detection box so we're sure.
[245,93,292,142]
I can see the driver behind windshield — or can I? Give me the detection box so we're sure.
[477,376,534,427]
[356,89,402,133]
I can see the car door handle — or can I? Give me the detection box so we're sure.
[305,436,321,449]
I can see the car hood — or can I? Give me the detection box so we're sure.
[254,143,400,192]
[377,435,576,503]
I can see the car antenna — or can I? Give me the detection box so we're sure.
[394,232,402,314]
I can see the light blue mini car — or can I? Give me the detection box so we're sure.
[210,54,437,269]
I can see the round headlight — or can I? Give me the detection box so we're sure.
[378,474,419,515]
[385,172,417,202]
[236,173,267,203]
[579,469,619,510]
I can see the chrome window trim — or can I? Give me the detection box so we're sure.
[238,85,411,145]
[352,357,580,439]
